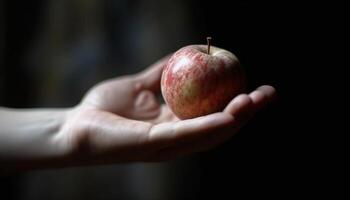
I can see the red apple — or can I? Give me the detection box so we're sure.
[161,41,245,119]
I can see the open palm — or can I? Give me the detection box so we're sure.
[60,55,276,165]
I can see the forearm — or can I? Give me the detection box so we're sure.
[0,107,71,170]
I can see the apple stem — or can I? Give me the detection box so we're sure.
[207,37,212,54]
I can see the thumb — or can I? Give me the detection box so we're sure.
[130,90,161,120]
[137,54,172,92]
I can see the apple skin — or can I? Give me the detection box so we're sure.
[161,45,245,119]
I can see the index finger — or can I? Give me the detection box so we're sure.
[249,85,277,111]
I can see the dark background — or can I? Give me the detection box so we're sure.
[1,0,344,199]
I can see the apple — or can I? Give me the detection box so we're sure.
[161,38,245,119]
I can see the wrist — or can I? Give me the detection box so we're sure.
[50,105,98,168]
[48,106,84,166]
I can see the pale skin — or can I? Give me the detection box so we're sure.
[0,55,276,171]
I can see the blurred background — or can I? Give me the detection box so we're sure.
[0,0,344,199]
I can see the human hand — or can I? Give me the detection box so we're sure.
[58,55,276,165]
